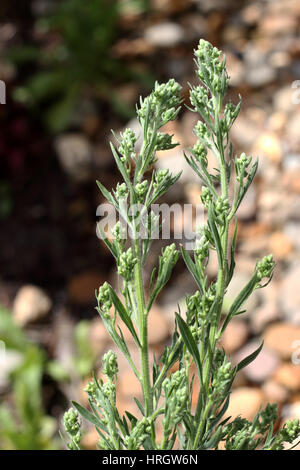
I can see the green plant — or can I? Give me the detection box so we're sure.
[9,0,151,132]
[0,306,57,449]
[64,40,300,450]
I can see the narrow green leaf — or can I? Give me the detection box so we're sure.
[175,313,202,382]
[181,246,202,291]
[207,204,223,267]
[228,274,258,318]
[96,223,118,259]
[72,401,100,428]
[110,142,131,186]
[133,397,145,416]
[96,180,115,205]
[109,286,141,347]
[228,217,238,285]
[236,341,264,372]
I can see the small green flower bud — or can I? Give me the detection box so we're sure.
[97,282,112,316]
[256,254,275,280]
[215,196,230,223]
[102,350,118,379]
[115,182,128,200]
[190,85,212,120]
[280,419,300,444]
[236,153,252,181]
[124,417,152,450]
[194,121,210,141]
[64,408,81,435]
[135,180,148,202]
[155,132,178,151]
[84,381,97,398]
[162,243,179,265]
[192,141,208,165]
[201,186,213,207]
[117,247,137,281]
[118,128,136,160]
[154,168,169,189]
[112,221,127,246]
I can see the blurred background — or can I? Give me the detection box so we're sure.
[0,0,300,450]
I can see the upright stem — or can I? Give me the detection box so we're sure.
[193,94,230,449]
[134,238,153,417]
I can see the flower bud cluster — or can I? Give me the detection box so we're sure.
[194,39,228,95]
[190,85,212,121]
[155,132,178,151]
[63,408,81,450]
[256,254,274,281]
[280,419,300,444]
[162,243,179,266]
[115,182,128,200]
[97,282,112,318]
[135,180,148,202]
[118,128,137,161]
[192,141,208,165]
[137,79,181,126]
[201,186,213,207]
[236,152,252,182]
[117,248,137,281]
[194,121,210,143]
[215,196,230,224]
[211,360,233,399]
[124,417,152,450]
[153,169,170,191]
[162,369,188,434]
[102,350,118,379]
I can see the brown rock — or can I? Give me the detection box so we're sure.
[280,265,300,323]
[116,397,142,418]
[118,369,142,400]
[221,320,249,354]
[148,306,169,345]
[273,363,300,392]
[224,387,265,421]
[265,323,300,359]
[239,222,271,240]
[68,271,105,304]
[237,185,257,221]
[262,380,289,404]
[89,318,110,354]
[242,4,263,25]
[283,171,300,194]
[267,111,287,132]
[54,134,92,182]
[151,0,191,14]
[81,428,99,449]
[226,52,244,86]
[259,14,297,37]
[268,232,294,259]
[13,285,52,326]
[251,302,281,334]
[255,132,282,164]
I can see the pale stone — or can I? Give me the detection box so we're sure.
[13,285,52,326]
[224,387,266,421]
[265,323,300,359]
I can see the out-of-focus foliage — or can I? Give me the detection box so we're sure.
[8,0,150,132]
[0,306,57,449]
[73,320,96,379]
[0,305,98,449]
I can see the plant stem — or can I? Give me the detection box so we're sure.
[134,238,152,417]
